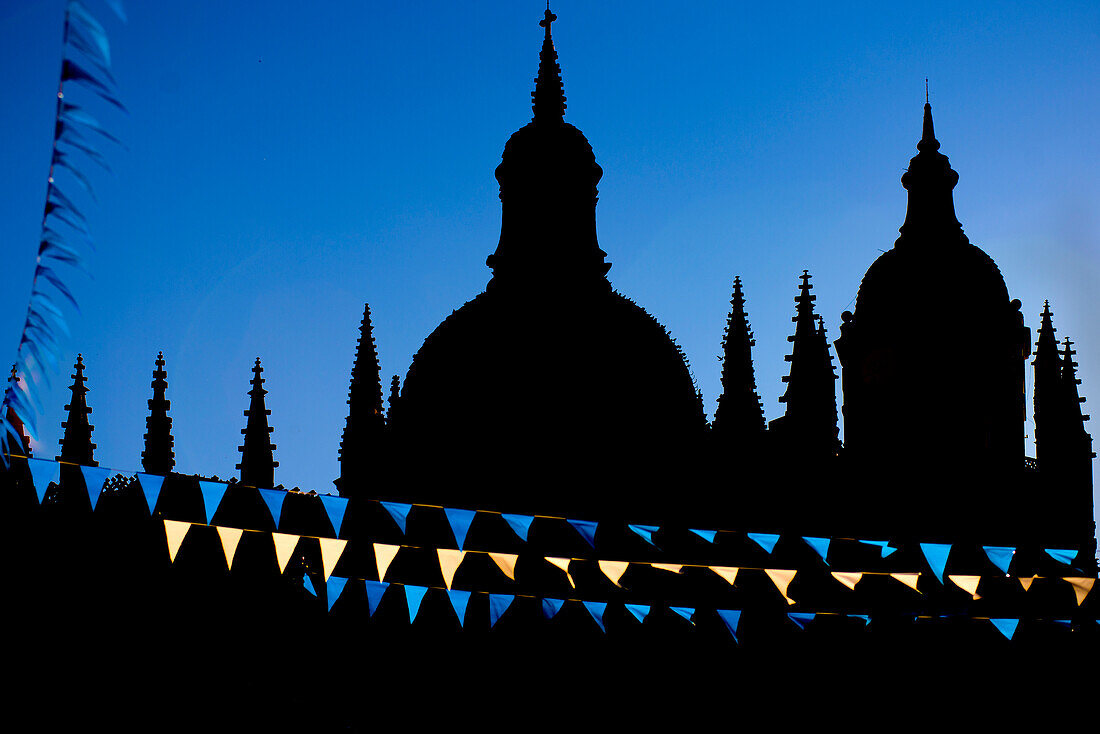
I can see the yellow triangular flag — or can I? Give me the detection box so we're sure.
[1019,575,1037,591]
[651,563,683,574]
[546,556,576,588]
[1065,577,1095,606]
[437,549,466,589]
[949,575,982,599]
[374,543,400,582]
[710,566,739,586]
[891,573,921,592]
[831,571,862,590]
[599,560,629,588]
[164,520,190,563]
[319,537,348,580]
[765,569,797,605]
[216,526,244,570]
[489,552,519,580]
[272,532,300,573]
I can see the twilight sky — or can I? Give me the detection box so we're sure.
[0,2,1097,525]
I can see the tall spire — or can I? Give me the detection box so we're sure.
[337,304,385,497]
[237,358,278,489]
[532,4,566,124]
[713,277,765,443]
[1033,301,1062,469]
[4,364,31,458]
[57,354,97,466]
[141,352,175,475]
[899,98,962,240]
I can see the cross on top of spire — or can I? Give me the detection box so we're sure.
[532,4,566,123]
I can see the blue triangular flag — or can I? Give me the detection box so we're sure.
[583,601,607,633]
[920,543,952,583]
[625,603,650,623]
[320,494,349,537]
[568,519,598,548]
[502,513,534,542]
[982,545,1015,574]
[788,612,816,630]
[198,480,227,524]
[1044,548,1078,566]
[848,614,871,626]
[859,539,897,557]
[1053,619,1072,628]
[258,488,286,528]
[717,609,742,641]
[747,532,780,554]
[670,606,695,624]
[447,589,472,626]
[80,465,110,511]
[365,580,388,616]
[302,574,316,597]
[690,528,718,543]
[27,458,60,502]
[136,473,164,514]
[803,536,830,564]
[489,594,513,627]
[326,576,348,612]
[628,524,659,547]
[445,507,476,550]
[541,598,565,619]
[989,618,1019,640]
[381,501,412,534]
[405,585,428,622]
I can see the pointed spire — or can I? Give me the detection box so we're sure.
[236,358,278,488]
[713,277,765,443]
[1060,338,1090,429]
[918,83,939,153]
[57,354,97,466]
[387,374,401,422]
[141,351,175,475]
[899,97,962,240]
[4,364,31,458]
[1033,301,1062,469]
[532,4,566,124]
[337,304,385,497]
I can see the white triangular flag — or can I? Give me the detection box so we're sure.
[437,549,466,589]
[489,552,519,580]
[765,569,797,605]
[710,566,739,586]
[891,573,921,592]
[319,537,348,580]
[374,543,401,582]
[216,526,244,570]
[272,532,300,573]
[598,560,629,588]
[546,557,576,588]
[651,563,683,574]
[831,571,863,590]
[949,575,982,599]
[164,520,190,563]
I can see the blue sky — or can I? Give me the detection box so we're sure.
[0,2,1097,527]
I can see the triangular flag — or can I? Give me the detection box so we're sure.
[891,573,921,592]
[949,575,982,599]
[788,612,816,630]
[489,594,513,627]
[831,571,863,590]
[326,576,348,612]
[198,480,227,525]
[583,601,607,632]
[27,458,60,502]
[405,585,428,622]
[859,539,897,557]
[272,532,299,573]
[651,563,683,574]
[437,549,466,589]
[989,618,1019,640]
[447,589,472,626]
[1018,575,1037,591]
[920,542,952,583]
[380,501,412,534]
[567,519,598,548]
[217,526,245,570]
[546,557,575,588]
[1065,577,1095,606]
[136,473,164,514]
[710,566,739,586]
[501,513,534,542]
[848,614,871,626]
[319,494,349,537]
[302,574,316,597]
[690,528,718,543]
[1045,548,1078,566]
[1052,619,1072,628]
[364,580,388,616]
[444,507,476,550]
[802,536,830,564]
[716,609,742,641]
[670,606,695,624]
[625,603,650,623]
[258,488,286,528]
[80,465,110,511]
[598,560,629,588]
[628,524,659,546]
[982,545,1015,574]
[374,543,400,582]
[319,537,348,580]
[489,552,519,581]
[765,569,797,605]
[541,598,565,619]
[163,519,190,562]
[747,532,780,554]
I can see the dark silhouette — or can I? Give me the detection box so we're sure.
[5,363,32,458]
[336,304,385,499]
[236,357,277,488]
[57,353,96,466]
[712,277,766,449]
[141,351,174,475]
